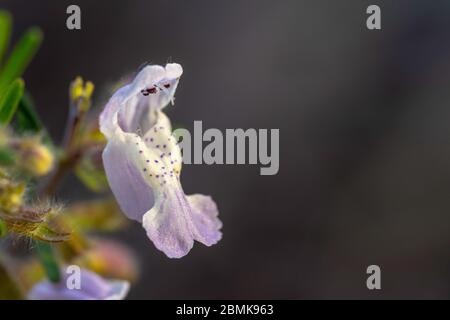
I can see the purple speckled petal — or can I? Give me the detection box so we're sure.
[142,184,195,258]
[28,269,129,300]
[143,184,222,258]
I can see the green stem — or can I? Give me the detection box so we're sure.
[35,91,91,283]
[40,98,86,197]
[35,240,61,283]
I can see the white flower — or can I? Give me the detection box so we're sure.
[99,63,222,258]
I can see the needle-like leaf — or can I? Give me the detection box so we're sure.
[0,27,42,94]
[0,78,24,125]
[0,11,12,67]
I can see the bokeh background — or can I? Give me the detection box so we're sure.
[2,0,450,299]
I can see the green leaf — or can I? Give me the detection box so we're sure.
[0,27,42,94]
[16,92,42,131]
[0,11,12,67]
[35,241,61,283]
[0,78,24,125]
[16,92,54,146]
[0,146,16,166]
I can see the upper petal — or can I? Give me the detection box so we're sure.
[99,63,183,138]
[99,84,132,138]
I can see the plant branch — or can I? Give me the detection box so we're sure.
[39,97,88,198]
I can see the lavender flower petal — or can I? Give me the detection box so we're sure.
[28,269,129,300]
[188,194,222,246]
[103,139,154,222]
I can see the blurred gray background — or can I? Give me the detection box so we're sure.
[2,0,450,299]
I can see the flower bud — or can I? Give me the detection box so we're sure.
[70,76,94,112]
[0,171,25,212]
[11,137,54,176]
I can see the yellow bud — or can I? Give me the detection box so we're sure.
[28,144,54,176]
[84,81,95,99]
[69,77,95,111]
[89,128,106,143]
[0,175,25,212]
[8,183,25,208]
[14,137,54,176]
[70,76,84,101]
